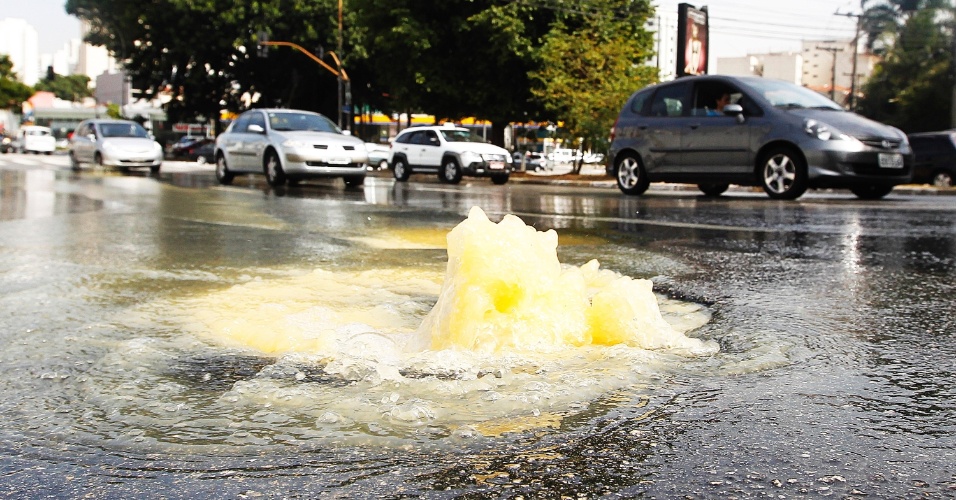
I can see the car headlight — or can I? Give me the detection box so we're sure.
[102,141,118,153]
[803,119,852,141]
[282,139,309,149]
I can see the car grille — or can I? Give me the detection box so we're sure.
[312,145,356,150]
[859,138,902,150]
[481,153,509,162]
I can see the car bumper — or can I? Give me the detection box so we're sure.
[101,153,163,167]
[804,146,914,187]
[283,151,369,177]
[463,161,513,176]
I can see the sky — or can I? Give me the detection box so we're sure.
[2,0,861,59]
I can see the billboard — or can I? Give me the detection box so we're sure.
[676,3,709,77]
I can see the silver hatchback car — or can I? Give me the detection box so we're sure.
[214,109,368,187]
[69,119,164,174]
[607,75,913,200]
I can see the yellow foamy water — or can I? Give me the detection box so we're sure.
[172,207,717,437]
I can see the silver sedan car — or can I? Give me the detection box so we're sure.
[214,109,368,187]
[69,119,164,174]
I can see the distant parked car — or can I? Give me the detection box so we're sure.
[187,141,215,164]
[0,133,14,153]
[513,151,546,172]
[68,119,164,174]
[388,124,512,184]
[907,131,956,187]
[169,136,212,159]
[607,75,913,199]
[365,142,390,170]
[214,108,368,187]
[18,125,56,155]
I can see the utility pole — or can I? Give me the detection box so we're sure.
[835,11,863,110]
[817,44,844,101]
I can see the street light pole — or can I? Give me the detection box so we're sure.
[258,40,350,128]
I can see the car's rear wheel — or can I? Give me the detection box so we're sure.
[392,157,411,182]
[215,154,234,185]
[344,175,365,187]
[615,153,649,195]
[491,174,509,185]
[264,150,286,187]
[196,155,207,165]
[698,183,729,196]
[377,159,388,171]
[850,184,894,199]
[932,171,953,188]
[440,158,462,184]
[760,147,808,200]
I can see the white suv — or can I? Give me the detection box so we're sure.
[388,125,513,184]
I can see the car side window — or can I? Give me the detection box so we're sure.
[629,90,651,115]
[406,131,425,145]
[232,114,251,133]
[395,132,414,144]
[248,112,266,131]
[423,131,439,146]
[648,82,690,117]
[692,83,743,117]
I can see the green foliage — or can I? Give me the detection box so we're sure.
[65,0,661,143]
[0,55,34,110]
[35,73,92,102]
[530,0,656,163]
[857,4,953,132]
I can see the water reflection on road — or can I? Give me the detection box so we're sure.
[0,164,953,497]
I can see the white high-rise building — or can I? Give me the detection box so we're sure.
[0,17,41,85]
[646,11,680,82]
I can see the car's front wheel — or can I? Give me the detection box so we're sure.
[615,153,649,195]
[698,183,729,197]
[377,159,388,171]
[440,158,463,184]
[392,157,411,182]
[149,164,161,175]
[216,154,234,185]
[932,171,953,188]
[196,155,208,165]
[850,184,894,200]
[491,174,509,185]
[69,152,81,172]
[264,150,286,187]
[760,147,808,200]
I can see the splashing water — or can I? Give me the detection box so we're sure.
[172,207,717,439]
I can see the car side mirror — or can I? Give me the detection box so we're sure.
[723,104,745,123]
[248,124,265,134]
[341,130,351,136]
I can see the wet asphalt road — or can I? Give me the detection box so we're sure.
[0,153,954,498]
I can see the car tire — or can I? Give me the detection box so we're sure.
[196,155,207,165]
[264,150,287,187]
[932,171,953,188]
[392,157,411,182]
[491,174,509,185]
[94,152,105,168]
[615,153,650,195]
[344,175,365,187]
[377,159,388,171]
[215,153,234,185]
[759,147,808,200]
[698,183,729,196]
[149,164,161,175]
[69,152,81,172]
[440,157,463,184]
[850,185,894,200]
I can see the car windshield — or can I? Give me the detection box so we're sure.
[744,79,843,111]
[439,129,486,143]
[268,112,341,133]
[100,122,150,138]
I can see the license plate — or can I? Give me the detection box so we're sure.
[878,153,903,169]
[488,161,504,170]
[328,157,350,165]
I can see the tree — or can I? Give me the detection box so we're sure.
[35,72,92,102]
[66,0,345,131]
[530,0,656,172]
[857,1,953,132]
[0,55,34,110]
